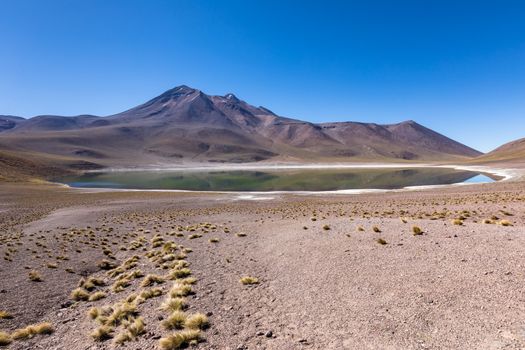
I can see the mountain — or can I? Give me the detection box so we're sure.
[474,138,525,163]
[0,85,482,168]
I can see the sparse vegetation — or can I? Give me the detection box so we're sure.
[162,311,187,330]
[0,311,13,319]
[185,313,209,330]
[412,226,423,235]
[11,322,54,340]
[159,329,201,350]
[161,297,187,312]
[28,270,42,282]
[89,291,107,302]
[91,325,114,341]
[0,332,12,346]
[71,287,90,301]
[240,276,259,285]
[452,219,463,225]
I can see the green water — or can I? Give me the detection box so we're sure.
[57,167,494,192]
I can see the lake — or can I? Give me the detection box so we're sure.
[57,167,496,192]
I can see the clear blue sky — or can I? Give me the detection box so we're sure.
[1,0,524,152]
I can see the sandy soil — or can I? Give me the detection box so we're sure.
[1,179,525,349]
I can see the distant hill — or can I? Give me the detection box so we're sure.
[473,137,525,163]
[0,85,482,168]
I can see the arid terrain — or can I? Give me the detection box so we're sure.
[1,87,525,350]
[1,168,525,349]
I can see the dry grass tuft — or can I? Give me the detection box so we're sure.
[106,302,138,327]
[412,226,423,235]
[170,283,192,297]
[28,270,43,282]
[162,311,187,330]
[169,268,192,280]
[12,322,54,340]
[91,325,114,341]
[0,332,12,346]
[0,310,13,319]
[141,274,165,287]
[499,220,513,226]
[240,276,259,285]
[452,219,463,226]
[159,329,201,350]
[89,291,107,302]
[115,317,146,344]
[185,313,209,330]
[97,259,117,270]
[161,297,187,312]
[71,288,90,301]
[140,288,164,300]
[372,226,381,233]
[88,307,101,319]
[376,238,387,245]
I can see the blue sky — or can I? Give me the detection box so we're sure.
[1,0,524,152]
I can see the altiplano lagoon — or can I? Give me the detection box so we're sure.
[58,167,496,191]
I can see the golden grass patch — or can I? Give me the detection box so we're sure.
[185,313,209,330]
[159,329,201,350]
[240,276,259,285]
[162,311,187,330]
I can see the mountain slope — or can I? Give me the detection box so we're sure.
[474,138,525,163]
[0,85,482,167]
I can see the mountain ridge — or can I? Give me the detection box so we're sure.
[0,85,482,167]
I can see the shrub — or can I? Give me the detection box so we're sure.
[170,283,192,297]
[91,325,114,341]
[161,297,187,312]
[11,322,54,339]
[0,311,13,319]
[0,332,12,346]
[500,220,513,226]
[412,226,423,235]
[169,268,192,280]
[162,311,187,330]
[185,313,209,330]
[89,291,107,302]
[141,274,165,287]
[159,330,201,350]
[240,276,259,285]
[71,288,90,301]
[29,270,43,282]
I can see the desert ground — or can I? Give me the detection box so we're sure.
[1,168,525,350]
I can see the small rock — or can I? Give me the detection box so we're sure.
[265,330,273,338]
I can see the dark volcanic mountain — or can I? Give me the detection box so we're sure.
[0,85,482,167]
